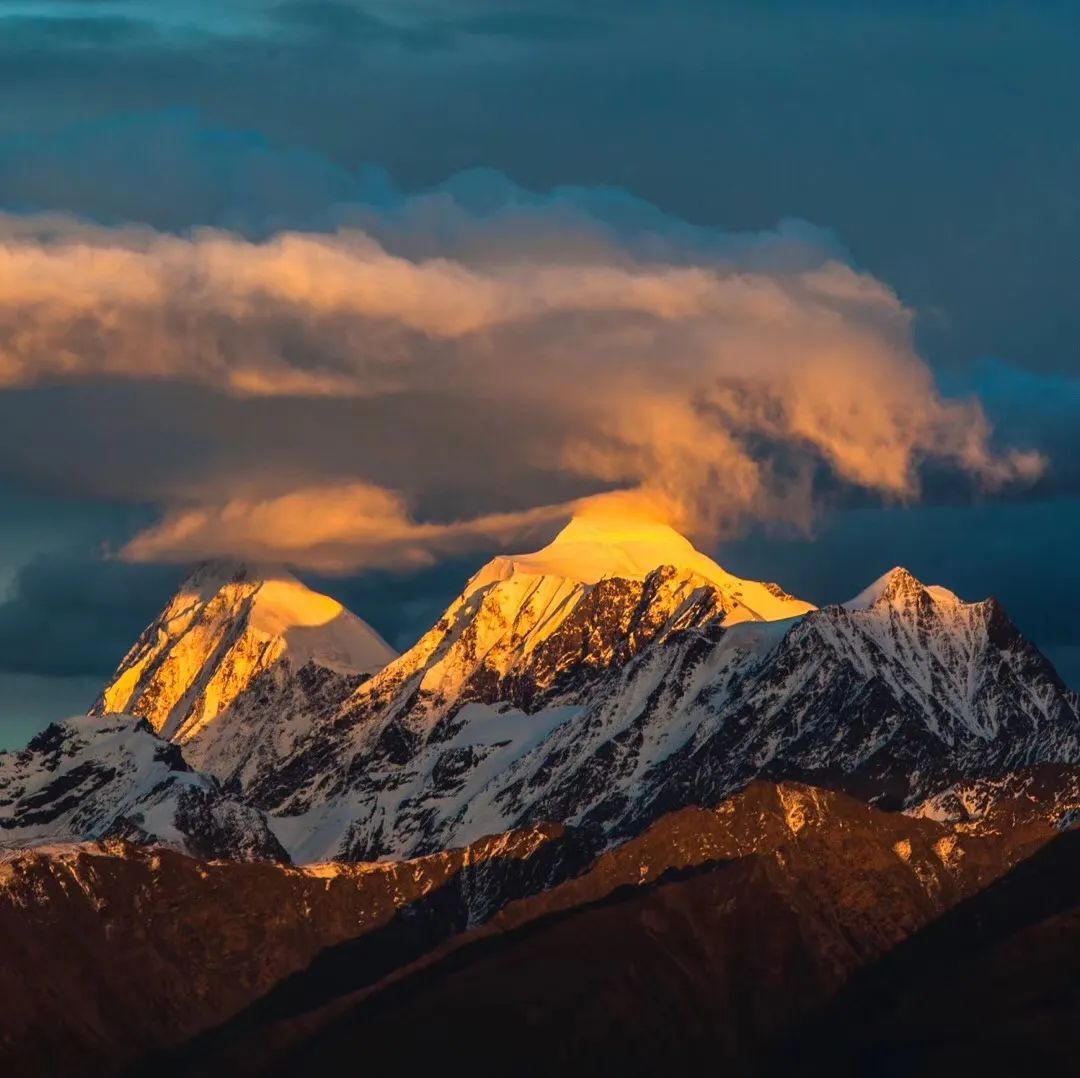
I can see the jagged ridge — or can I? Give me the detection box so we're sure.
[0,715,285,861]
[256,563,1080,861]
[30,519,1078,865]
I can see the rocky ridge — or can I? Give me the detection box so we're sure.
[66,518,1080,865]
[0,715,284,861]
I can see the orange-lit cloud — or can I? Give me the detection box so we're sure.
[0,205,1044,568]
[121,482,581,571]
[121,485,691,573]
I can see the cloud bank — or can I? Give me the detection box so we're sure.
[0,173,1043,569]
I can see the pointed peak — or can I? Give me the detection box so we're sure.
[880,565,924,596]
[844,566,961,612]
[844,567,924,611]
[174,559,395,654]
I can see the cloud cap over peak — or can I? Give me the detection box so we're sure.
[0,170,1043,570]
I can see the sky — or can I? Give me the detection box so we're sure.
[1,1,1078,747]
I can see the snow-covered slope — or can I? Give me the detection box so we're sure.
[253,562,1080,862]
[466,514,813,623]
[634,567,1080,818]
[92,562,397,788]
[225,515,813,850]
[0,715,285,860]
[347,512,808,724]
[11,519,1076,866]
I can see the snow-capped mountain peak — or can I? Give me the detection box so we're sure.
[94,561,396,747]
[168,560,396,676]
[467,511,815,625]
[365,511,817,723]
[245,545,1080,863]
[6,526,1078,869]
[468,514,718,588]
[240,570,394,675]
[235,513,822,854]
[844,565,962,613]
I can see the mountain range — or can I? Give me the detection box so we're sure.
[2,509,1080,1074]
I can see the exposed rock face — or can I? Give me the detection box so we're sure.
[340,516,811,724]
[84,532,771,855]
[259,559,742,860]
[910,763,1080,833]
[243,560,1080,862]
[166,782,1060,1077]
[105,516,813,862]
[2,518,1078,1076]
[773,827,1080,1077]
[326,515,811,744]
[2,777,1077,1077]
[56,526,1075,865]
[0,822,587,1078]
[640,568,1080,822]
[0,715,285,862]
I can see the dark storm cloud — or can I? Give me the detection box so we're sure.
[0,121,1060,574]
[0,554,181,677]
[0,181,1046,573]
[0,2,1076,377]
[0,483,169,719]
[452,11,608,41]
[267,1,608,45]
[0,14,153,45]
[0,380,598,515]
[0,674,103,751]
[0,0,1078,739]
[271,2,452,48]
[950,363,1080,498]
[0,536,477,689]
[0,483,168,686]
[0,111,362,229]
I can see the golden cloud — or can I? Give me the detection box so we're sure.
[0,211,1044,567]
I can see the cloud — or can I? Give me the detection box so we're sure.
[2,4,1079,385]
[946,360,1080,494]
[0,13,154,46]
[0,673,104,751]
[270,2,451,49]
[0,111,363,232]
[453,10,608,41]
[121,481,578,571]
[0,172,1044,569]
[0,552,181,677]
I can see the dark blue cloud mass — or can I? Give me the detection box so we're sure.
[0,2,1077,745]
